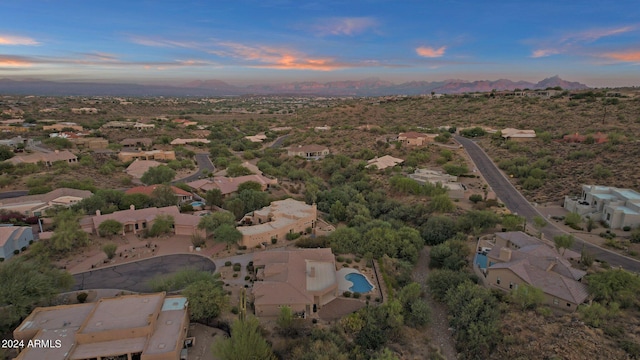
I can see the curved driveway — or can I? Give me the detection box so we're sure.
[455,135,640,273]
[72,254,216,293]
[173,153,215,184]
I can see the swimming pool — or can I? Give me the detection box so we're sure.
[345,273,373,293]
[191,201,205,207]
[475,253,488,269]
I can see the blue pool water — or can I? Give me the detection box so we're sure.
[346,273,373,293]
[475,253,488,269]
[191,201,205,207]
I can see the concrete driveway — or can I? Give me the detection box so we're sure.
[72,254,216,293]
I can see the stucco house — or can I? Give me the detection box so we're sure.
[125,185,193,204]
[188,174,277,197]
[501,128,536,141]
[366,155,404,170]
[118,150,176,162]
[170,138,210,145]
[482,232,589,311]
[6,150,78,166]
[564,185,640,230]
[287,145,330,160]
[88,205,204,237]
[252,249,338,317]
[125,159,162,179]
[42,122,83,132]
[0,188,92,216]
[13,292,189,360]
[408,168,465,199]
[121,138,153,148]
[398,132,435,146]
[237,199,317,248]
[0,226,34,261]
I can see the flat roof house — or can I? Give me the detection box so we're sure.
[13,292,189,360]
[483,232,588,311]
[564,185,640,230]
[188,175,277,196]
[237,199,317,248]
[252,248,338,317]
[408,168,465,199]
[398,132,435,146]
[501,128,536,141]
[287,145,330,160]
[0,226,34,261]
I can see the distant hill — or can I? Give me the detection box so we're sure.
[0,76,588,97]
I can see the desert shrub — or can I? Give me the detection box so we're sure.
[469,194,483,203]
[225,261,232,266]
[76,292,88,303]
[233,263,241,272]
[102,243,117,259]
[343,291,352,298]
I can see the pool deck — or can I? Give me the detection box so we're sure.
[336,268,376,293]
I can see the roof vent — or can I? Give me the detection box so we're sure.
[166,320,173,325]
[158,343,166,349]
[95,321,103,327]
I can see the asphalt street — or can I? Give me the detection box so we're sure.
[173,153,215,184]
[72,254,217,293]
[0,190,29,199]
[455,135,640,273]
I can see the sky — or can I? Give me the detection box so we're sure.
[1,0,639,87]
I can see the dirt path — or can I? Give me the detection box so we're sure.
[412,246,458,360]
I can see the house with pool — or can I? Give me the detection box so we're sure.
[251,248,375,318]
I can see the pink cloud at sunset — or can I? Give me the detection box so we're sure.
[531,48,561,58]
[0,35,39,46]
[211,42,346,70]
[602,50,640,63]
[416,46,446,58]
[0,56,32,66]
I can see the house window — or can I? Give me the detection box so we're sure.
[567,303,571,307]
[142,222,147,229]
[553,298,559,305]
[496,277,501,285]
[509,282,514,289]
[606,213,611,221]
[135,224,139,230]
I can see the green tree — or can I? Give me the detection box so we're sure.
[329,227,361,254]
[428,194,455,213]
[587,269,640,308]
[532,215,547,239]
[0,145,14,161]
[445,282,500,358]
[147,214,174,237]
[141,165,175,185]
[420,216,457,245]
[0,257,73,331]
[50,210,89,253]
[501,214,525,231]
[182,279,228,323]
[212,317,276,360]
[98,219,123,237]
[564,212,582,228]
[510,284,544,310]
[151,184,179,207]
[102,243,118,259]
[198,211,236,238]
[120,192,153,210]
[204,188,224,208]
[427,269,473,301]
[429,240,469,271]
[330,200,347,222]
[553,234,574,255]
[469,194,483,203]
[214,224,242,247]
[226,164,253,177]
[237,181,262,193]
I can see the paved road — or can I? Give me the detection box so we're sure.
[0,190,29,199]
[72,254,217,293]
[269,134,290,149]
[173,153,215,184]
[455,135,640,273]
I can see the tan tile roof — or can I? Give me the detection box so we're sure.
[210,174,276,195]
[120,138,152,146]
[366,155,404,169]
[252,249,336,307]
[125,160,162,178]
[91,206,181,228]
[398,131,428,139]
[125,185,192,197]
[0,188,92,207]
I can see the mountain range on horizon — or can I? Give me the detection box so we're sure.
[0,75,589,97]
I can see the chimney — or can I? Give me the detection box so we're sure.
[546,258,558,272]
[96,210,101,216]
[499,248,512,262]
[130,204,135,210]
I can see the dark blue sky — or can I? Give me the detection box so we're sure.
[1,0,639,86]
